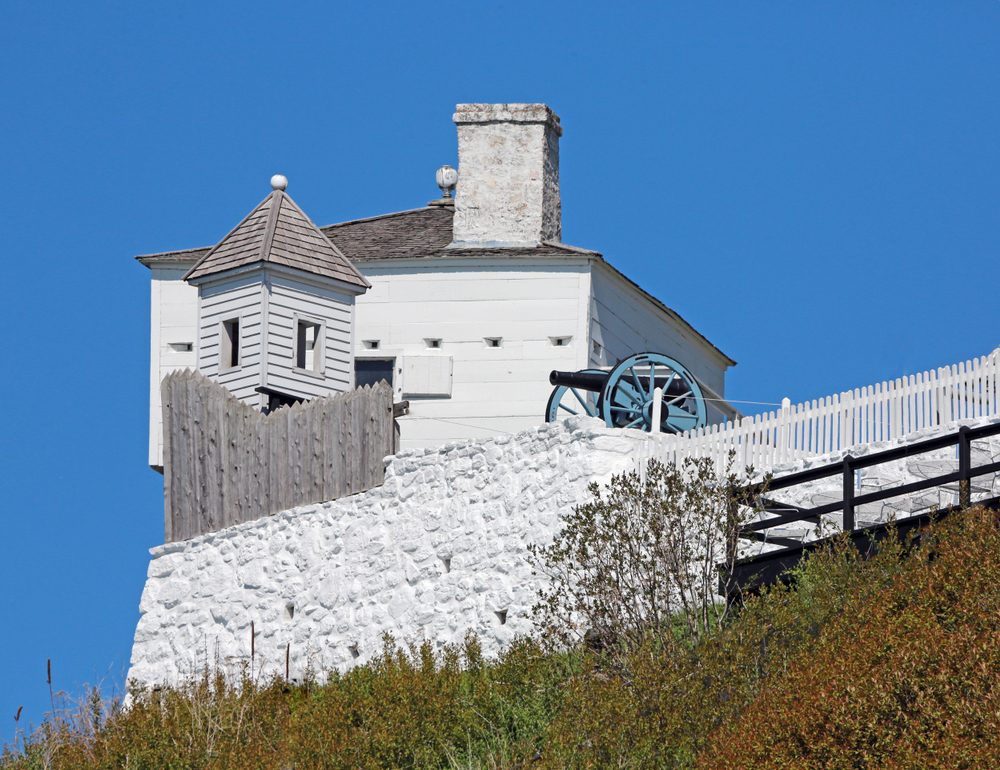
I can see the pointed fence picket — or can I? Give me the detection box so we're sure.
[162,371,395,542]
[639,350,1000,472]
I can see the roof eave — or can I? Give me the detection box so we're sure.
[186,260,369,294]
[594,260,737,367]
[265,261,370,293]
[135,248,209,268]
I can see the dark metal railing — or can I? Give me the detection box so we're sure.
[725,421,1000,595]
[740,421,1000,540]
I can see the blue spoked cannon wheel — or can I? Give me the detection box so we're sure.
[545,368,604,423]
[598,352,707,434]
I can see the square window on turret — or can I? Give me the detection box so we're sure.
[296,320,323,372]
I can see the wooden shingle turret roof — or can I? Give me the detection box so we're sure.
[184,178,369,290]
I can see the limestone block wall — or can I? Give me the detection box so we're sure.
[128,416,642,688]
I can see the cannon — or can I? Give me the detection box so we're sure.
[545,352,707,434]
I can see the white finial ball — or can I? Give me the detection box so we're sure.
[270,174,288,191]
[435,164,458,195]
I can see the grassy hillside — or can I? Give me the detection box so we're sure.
[4,507,997,769]
[699,504,1000,770]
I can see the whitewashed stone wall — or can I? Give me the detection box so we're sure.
[129,414,1000,688]
[128,416,642,688]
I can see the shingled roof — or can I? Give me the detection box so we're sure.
[319,206,601,261]
[321,206,454,260]
[184,189,369,289]
[141,206,601,268]
[137,205,733,365]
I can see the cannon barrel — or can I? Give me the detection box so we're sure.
[549,369,608,392]
[549,369,691,397]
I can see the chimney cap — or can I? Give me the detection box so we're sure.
[453,103,562,136]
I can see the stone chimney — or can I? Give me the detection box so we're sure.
[451,103,562,247]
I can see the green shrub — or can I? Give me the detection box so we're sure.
[531,457,761,659]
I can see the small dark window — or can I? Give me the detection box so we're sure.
[265,390,304,413]
[425,338,442,349]
[485,337,503,348]
[296,320,322,371]
[221,318,240,370]
[355,358,394,388]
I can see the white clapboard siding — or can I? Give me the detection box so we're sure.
[589,263,732,400]
[197,277,266,405]
[148,264,199,468]
[635,350,1000,472]
[355,258,593,449]
[263,274,357,399]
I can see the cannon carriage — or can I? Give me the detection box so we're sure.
[545,352,708,435]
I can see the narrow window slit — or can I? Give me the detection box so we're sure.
[221,318,240,369]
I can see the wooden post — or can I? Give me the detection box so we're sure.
[958,425,971,508]
[650,387,663,434]
[842,454,855,532]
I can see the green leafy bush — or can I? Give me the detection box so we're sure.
[531,457,760,657]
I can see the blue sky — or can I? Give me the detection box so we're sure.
[1,0,997,742]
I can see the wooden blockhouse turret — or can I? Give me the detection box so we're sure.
[184,175,370,411]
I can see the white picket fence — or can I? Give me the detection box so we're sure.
[640,350,1000,472]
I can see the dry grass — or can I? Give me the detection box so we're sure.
[4,508,997,769]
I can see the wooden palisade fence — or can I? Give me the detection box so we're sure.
[162,370,395,542]
[643,350,1000,470]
